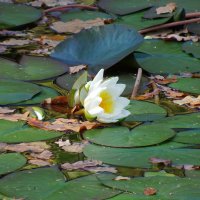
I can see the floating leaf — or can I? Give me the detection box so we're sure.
[125,100,167,122]
[60,10,114,22]
[0,56,69,81]
[0,120,63,143]
[182,42,200,59]
[51,24,143,74]
[0,79,41,105]
[173,129,200,144]
[0,3,42,29]
[0,167,121,199]
[0,153,26,175]
[16,86,59,105]
[84,142,199,168]
[84,124,175,147]
[136,39,200,74]
[115,11,169,30]
[169,78,200,94]
[98,173,200,200]
[97,0,153,15]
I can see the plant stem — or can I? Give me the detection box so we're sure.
[139,17,200,34]
[44,5,98,13]
[186,12,200,18]
[131,68,142,100]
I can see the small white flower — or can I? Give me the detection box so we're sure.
[83,69,130,123]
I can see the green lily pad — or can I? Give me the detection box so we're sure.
[135,39,200,74]
[116,11,169,30]
[0,3,42,29]
[173,129,200,144]
[0,167,121,199]
[84,142,200,168]
[16,86,59,105]
[169,78,200,94]
[0,120,63,143]
[84,124,175,147]
[182,42,200,59]
[109,193,158,200]
[98,173,200,200]
[60,10,114,22]
[97,0,153,15]
[0,79,41,105]
[125,100,167,122]
[51,24,143,74]
[0,56,69,81]
[0,153,26,175]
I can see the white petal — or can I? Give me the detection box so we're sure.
[101,77,119,88]
[106,84,126,98]
[89,69,104,90]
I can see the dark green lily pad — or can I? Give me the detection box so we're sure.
[169,78,200,94]
[51,24,143,74]
[0,167,121,199]
[153,112,200,129]
[125,100,167,122]
[182,42,200,59]
[135,39,200,74]
[60,10,114,22]
[173,129,200,144]
[84,124,175,147]
[116,11,169,30]
[0,79,41,105]
[0,56,69,81]
[97,0,153,15]
[0,153,26,175]
[0,3,42,29]
[84,142,200,168]
[0,120,63,143]
[16,86,59,105]
[98,173,200,200]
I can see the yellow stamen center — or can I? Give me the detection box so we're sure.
[99,90,114,114]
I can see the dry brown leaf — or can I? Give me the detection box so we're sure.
[30,150,53,160]
[28,118,101,132]
[149,157,172,166]
[153,75,177,85]
[156,3,176,14]
[0,143,7,152]
[0,111,29,122]
[114,176,131,181]
[30,0,75,7]
[61,141,88,153]
[144,187,157,196]
[0,107,15,114]
[61,160,102,170]
[85,166,117,173]
[69,65,87,74]
[134,89,160,100]
[173,95,200,107]
[55,139,71,147]
[0,39,32,46]
[29,159,51,166]
[51,19,105,34]
[158,85,185,98]
[4,142,49,153]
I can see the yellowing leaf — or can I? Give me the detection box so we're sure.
[156,3,176,14]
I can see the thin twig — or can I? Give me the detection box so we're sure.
[186,12,200,18]
[44,5,98,13]
[139,17,200,34]
[131,68,142,99]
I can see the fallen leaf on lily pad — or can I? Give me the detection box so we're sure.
[149,157,172,166]
[173,95,200,108]
[0,39,32,46]
[4,142,49,153]
[28,118,101,132]
[30,150,53,160]
[0,111,29,122]
[144,187,157,196]
[51,19,105,34]
[134,89,160,100]
[153,75,177,85]
[156,3,176,14]
[28,159,51,166]
[69,65,87,74]
[0,107,15,114]
[61,141,89,153]
[114,176,130,181]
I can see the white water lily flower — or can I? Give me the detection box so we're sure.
[83,69,130,123]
